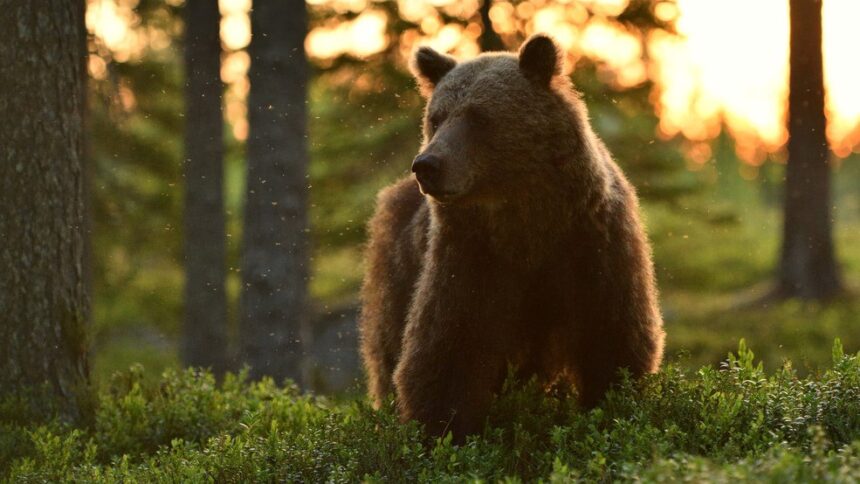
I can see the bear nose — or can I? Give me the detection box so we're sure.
[411,154,442,189]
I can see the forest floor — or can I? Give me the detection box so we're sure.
[648,191,860,373]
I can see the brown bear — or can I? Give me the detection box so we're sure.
[359,34,665,441]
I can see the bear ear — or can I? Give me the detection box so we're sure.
[518,34,563,86]
[410,46,457,96]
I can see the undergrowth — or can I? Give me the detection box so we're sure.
[3,340,859,482]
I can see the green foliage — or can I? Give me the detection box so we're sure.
[88,2,187,351]
[576,65,699,202]
[4,342,860,481]
[0,385,65,472]
[306,66,424,303]
[645,158,860,372]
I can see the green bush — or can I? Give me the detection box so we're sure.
[3,341,859,482]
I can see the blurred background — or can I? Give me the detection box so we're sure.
[85,0,860,392]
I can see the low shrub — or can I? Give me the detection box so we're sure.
[3,340,859,482]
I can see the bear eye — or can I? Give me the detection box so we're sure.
[466,107,490,129]
[429,113,445,132]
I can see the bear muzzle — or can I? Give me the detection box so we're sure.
[412,153,447,197]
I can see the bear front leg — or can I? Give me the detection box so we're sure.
[392,253,523,442]
[568,276,664,409]
[572,331,661,408]
[360,250,412,407]
[359,179,426,407]
[360,314,400,407]
[394,333,510,441]
[569,208,665,408]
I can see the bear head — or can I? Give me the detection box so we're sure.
[409,34,582,205]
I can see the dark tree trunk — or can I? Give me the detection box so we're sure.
[181,0,229,375]
[0,0,90,422]
[478,0,505,52]
[240,0,310,383]
[778,0,842,300]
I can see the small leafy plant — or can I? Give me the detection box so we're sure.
[3,340,859,482]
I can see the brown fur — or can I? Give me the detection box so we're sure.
[359,34,665,441]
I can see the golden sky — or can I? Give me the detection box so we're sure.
[86,0,860,159]
[651,0,860,161]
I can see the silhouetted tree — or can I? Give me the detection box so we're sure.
[478,0,505,52]
[0,0,90,422]
[181,0,229,374]
[777,0,842,299]
[240,0,310,382]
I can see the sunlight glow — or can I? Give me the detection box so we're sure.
[84,0,860,157]
[822,0,860,156]
[653,0,860,160]
[306,10,390,60]
[86,0,142,63]
[651,0,791,163]
[220,13,251,51]
[579,19,645,85]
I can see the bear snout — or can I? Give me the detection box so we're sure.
[412,153,444,195]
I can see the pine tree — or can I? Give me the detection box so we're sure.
[182,0,229,374]
[777,0,842,299]
[0,0,91,422]
[240,0,310,383]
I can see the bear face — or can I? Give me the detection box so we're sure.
[410,35,583,205]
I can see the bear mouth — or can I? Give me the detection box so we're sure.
[415,180,459,201]
[420,187,459,203]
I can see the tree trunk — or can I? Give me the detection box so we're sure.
[778,0,842,300]
[240,0,310,383]
[0,0,90,422]
[182,0,229,375]
[478,0,505,52]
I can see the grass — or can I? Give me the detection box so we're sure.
[4,341,860,481]
[646,165,860,372]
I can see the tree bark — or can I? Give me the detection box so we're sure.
[182,0,229,375]
[478,0,505,52]
[778,0,842,299]
[0,0,90,422]
[240,0,310,383]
